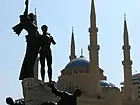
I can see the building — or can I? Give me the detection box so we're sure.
[13,0,140,105]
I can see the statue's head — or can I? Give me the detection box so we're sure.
[74,89,82,97]
[41,25,48,33]
[6,97,14,105]
[28,13,35,23]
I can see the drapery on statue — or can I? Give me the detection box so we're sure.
[12,0,40,80]
[45,81,82,105]
[39,25,56,82]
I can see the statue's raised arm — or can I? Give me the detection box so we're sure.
[12,0,29,36]
[24,0,29,17]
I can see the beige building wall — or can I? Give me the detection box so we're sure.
[121,83,140,101]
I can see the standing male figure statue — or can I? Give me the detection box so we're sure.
[12,0,40,80]
[40,25,56,82]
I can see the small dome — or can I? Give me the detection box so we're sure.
[65,56,89,69]
[100,80,116,87]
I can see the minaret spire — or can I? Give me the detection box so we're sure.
[88,0,100,96]
[33,8,39,80]
[90,0,96,27]
[123,14,129,46]
[122,14,132,100]
[69,27,77,61]
[80,48,84,58]
[34,8,37,26]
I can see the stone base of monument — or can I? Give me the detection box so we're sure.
[22,78,59,105]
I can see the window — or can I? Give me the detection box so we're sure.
[79,70,83,73]
[68,71,72,75]
[65,82,76,93]
[85,69,89,73]
[74,70,78,73]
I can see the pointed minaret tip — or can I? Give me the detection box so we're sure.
[71,26,74,44]
[80,48,84,58]
[69,26,76,61]
[124,13,126,21]
[123,13,129,46]
[34,8,37,26]
[91,0,95,14]
[90,0,96,29]
[35,8,36,14]
[72,26,74,33]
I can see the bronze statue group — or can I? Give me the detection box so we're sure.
[5,0,81,105]
[12,0,55,82]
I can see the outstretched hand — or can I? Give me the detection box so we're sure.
[25,0,28,6]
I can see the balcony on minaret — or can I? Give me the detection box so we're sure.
[69,55,76,61]
[88,45,100,51]
[97,45,100,51]
[88,27,98,33]
[122,60,132,66]
[88,45,90,51]
[122,45,131,50]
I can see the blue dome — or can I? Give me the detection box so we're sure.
[100,80,116,87]
[65,56,89,69]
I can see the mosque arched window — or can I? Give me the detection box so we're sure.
[68,71,72,75]
[85,69,89,73]
[74,69,78,73]
[68,86,72,92]
[69,86,72,92]
[71,84,75,92]
[66,82,74,93]
[79,70,82,73]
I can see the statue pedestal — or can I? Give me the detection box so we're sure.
[22,78,36,105]
[22,78,59,105]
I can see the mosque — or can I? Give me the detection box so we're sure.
[12,0,140,105]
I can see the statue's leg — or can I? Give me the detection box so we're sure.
[19,45,34,80]
[46,50,52,83]
[19,54,28,80]
[40,52,45,81]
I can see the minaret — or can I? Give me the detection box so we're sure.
[34,8,37,26]
[33,8,39,80]
[88,0,100,95]
[69,27,77,61]
[122,14,132,100]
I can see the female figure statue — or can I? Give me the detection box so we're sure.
[12,0,40,80]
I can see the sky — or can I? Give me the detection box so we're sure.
[0,0,140,104]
